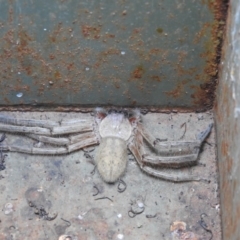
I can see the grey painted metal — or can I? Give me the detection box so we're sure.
[0,0,217,108]
[215,0,240,239]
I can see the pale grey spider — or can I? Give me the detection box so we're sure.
[0,108,212,183]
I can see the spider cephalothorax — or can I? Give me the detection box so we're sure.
[0,109,213,183]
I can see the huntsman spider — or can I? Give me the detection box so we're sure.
[0,108,213,183]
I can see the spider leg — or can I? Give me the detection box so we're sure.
[13,124,97,147]
[0,117,94,136]
[26,134,70,146]
[138,123,213,167]
[67,132,98,152]
[51,122,93,135]
[61,117,93,126]
[0,114,59,128]
[128,129,205,182]
[143,152,199,167]
[0,123,52,135]
[1,132,98,155]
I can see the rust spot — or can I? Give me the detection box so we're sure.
[156,28,164,34]
[49,54,55,60]
[3,98,10,104]
[165,82,184,99]
[132,28,141,34]
[151,76,162,82]
[25,66,32,75]
[18,30,33,49]
[175,65,197,77]
[105,33,115,38]
[81,25,101,39]
[22,85,30,91]
[177,51,188,63]
[49,23,62,43]
[196,0,229,110]
[54,71,61,80]
[100,48,120,57]
[67,63,74,71]
[131,65,145,79]
[114,83,120,89]
[193,23,211,44]
[190,83,214,110]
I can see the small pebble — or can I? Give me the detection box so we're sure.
[58,235,72,240]
[117,234,124,239]
[4,203,13,215]
[137,201,144,208]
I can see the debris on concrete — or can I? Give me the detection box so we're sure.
[0,111,221,239]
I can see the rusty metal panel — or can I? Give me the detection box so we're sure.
[215,0,240,239]
[0,0,226,110]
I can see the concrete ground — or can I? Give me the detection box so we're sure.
[0,111,221,240]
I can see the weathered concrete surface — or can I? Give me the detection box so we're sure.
[215,0,240,239]
[0,111,220,239]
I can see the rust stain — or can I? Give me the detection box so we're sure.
[49,54,55,60]
[54,71,61,79]
[132,28,141,34]
[156,27,164,34]
[67,63,74,71]
[190,83,213,110]
[131,65,145,79]
[100,48,120,56]
[193,23,211,44]
[177,51,188,63]
[81,25,101,39]
[105,33,115,38]
[165,82,184,99]
[18,29,33,49]
[151,75,162,82]
[3,98,10,105]
[48,23,76,44]
[114,82,120,89]
[195,0,228,110]
[175,65,197,77]
[25,66,32,75]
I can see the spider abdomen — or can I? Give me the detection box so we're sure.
[96,137,128,183]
